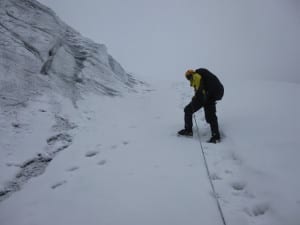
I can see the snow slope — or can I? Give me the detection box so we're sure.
[0,0,136,197]
[0,0,299,224]
[0,78,299,225]
[0,0,133,105]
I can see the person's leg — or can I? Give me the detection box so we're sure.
[204,102,220,140]
[184,100,202,131]
[178,95,203,136]
[184,102,193,131]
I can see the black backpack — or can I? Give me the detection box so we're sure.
[195,68,224,101]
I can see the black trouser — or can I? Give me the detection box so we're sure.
[184,99,220,138]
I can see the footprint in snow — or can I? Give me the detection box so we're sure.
[210,173,222,181]
[110,145,118,150]
[231,181,246,191]
[85,150,99,158]
[97,160,107,166]
[244,203,270,217]
[224,169,233,175]
[230,152,242,165]
[51,180,67,189]
[66,166,79,172]
[122,141,129,145]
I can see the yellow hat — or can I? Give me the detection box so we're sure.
[185,69,194,79]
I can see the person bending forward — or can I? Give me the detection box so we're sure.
[178,68,224,143]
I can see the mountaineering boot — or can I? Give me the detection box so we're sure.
[207,134,220,143]
[177,129,193,137]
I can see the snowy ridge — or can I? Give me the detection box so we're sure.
[0,0,139,201]
[0,0,135,109]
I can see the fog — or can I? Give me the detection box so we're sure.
[39,0,300,83]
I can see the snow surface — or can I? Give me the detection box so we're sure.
[1,77,300,225]
[1,0,300,225]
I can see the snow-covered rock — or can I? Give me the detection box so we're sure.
[0,0,138,199]
[0,0,135,109]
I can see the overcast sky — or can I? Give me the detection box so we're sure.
[39,0,300,83]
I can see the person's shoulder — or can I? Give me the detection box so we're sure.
[194,72,202,79]
[195,68,208,72]
[196,68,210,74]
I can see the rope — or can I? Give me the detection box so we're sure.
[193,115,227,225]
